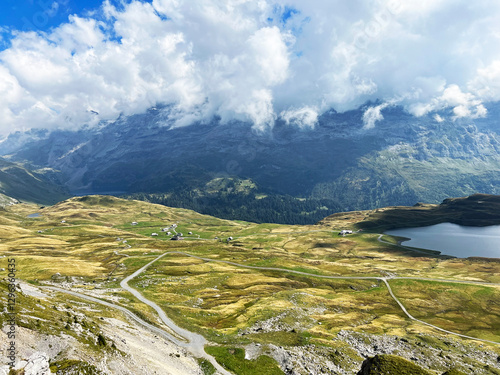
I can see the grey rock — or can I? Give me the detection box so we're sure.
[23,352,51,375]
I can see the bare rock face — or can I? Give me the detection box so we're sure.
[23,352,51,375]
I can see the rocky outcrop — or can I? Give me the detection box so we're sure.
[22,352,51,375]
[336,330,500,375]
[267,344,355,375]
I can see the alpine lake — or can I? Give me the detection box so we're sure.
[386,222,500,258]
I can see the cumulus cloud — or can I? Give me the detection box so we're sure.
[469,61,500,102]
[1,0,500,134]
[362,103,390,129]
[281,106,319,129]
[409,84,488,119]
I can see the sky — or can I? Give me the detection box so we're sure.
[0,0,106,32]
[1,0,500,135]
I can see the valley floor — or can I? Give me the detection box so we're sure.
[1,196,500,374]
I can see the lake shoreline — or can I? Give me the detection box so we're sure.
[385,223,500,259]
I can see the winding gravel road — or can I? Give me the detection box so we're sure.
[119,248,500,347]
[42,241,500,375]
[380,279,500,346]
[43,253,232,375]
[159,251,500,346]
[33,212,500,375]
[42,285,185,346]
[119,253,232,375]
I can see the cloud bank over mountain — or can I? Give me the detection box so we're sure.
[1,0,500,135]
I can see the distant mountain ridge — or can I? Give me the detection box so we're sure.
[2,102,500,212]
[0,157,70,204]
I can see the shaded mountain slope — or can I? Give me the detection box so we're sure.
[2,103,500,212]
[0,157,70,204]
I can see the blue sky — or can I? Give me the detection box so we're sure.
[1,0,105,30]
[0,0,157,50]
[0,0,499,135]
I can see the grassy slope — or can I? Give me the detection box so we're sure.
[358,354,434,375]
[205,347,283,375]
[359,348,499,374]
[1,195,500,374]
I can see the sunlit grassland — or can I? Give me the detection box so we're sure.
[10,256,107,280]
[419,258,500,283]
[130,254,416,345]
[1,195,500,358]
[0,225,33,237]
[389,280,500,342]
[205,346,283,375]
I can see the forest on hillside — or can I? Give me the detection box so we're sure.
[125,191,342,225]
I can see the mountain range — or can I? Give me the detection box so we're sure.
[1,102,500,219]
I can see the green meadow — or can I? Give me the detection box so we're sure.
[1,195,499,374]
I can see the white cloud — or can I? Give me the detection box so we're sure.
[362,103,389,129]
[469,60,500,102]
[409,84,488,120]
[281,106,318,129]
[46,1,60,17]
[434,114,444,123]
[248,27,290,85]
[237,89,276,132]
[1,0,500,134]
